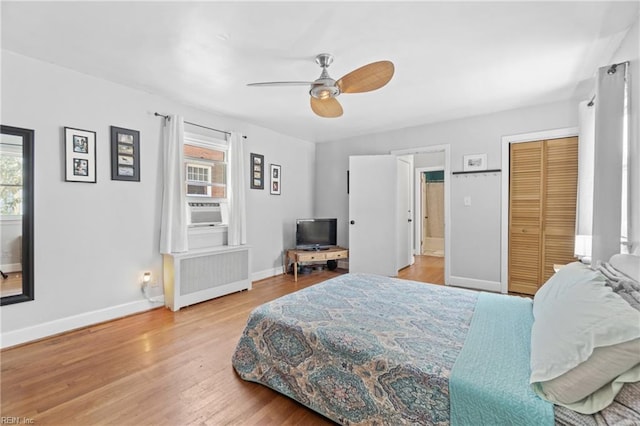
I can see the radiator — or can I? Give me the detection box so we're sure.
[163,246,251,311]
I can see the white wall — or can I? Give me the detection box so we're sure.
[414,151,445,168]
[315,100,578,286]
[0,51,315,344]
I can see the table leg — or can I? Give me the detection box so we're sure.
[294,261,298,282]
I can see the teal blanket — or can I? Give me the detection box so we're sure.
[450,292,554,426]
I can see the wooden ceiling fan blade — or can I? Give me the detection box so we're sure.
[310,97,343,118]
[337,61,394,94]
[247,81,313,87]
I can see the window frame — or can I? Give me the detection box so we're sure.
[183,132,228,202]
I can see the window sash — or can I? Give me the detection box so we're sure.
[184,133,228,200]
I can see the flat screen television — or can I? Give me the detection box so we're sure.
[296,218,337,250]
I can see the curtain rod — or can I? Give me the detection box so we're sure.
[154,112,246,139]
[587,61,628,107]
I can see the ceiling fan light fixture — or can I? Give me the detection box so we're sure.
[310,84,340,100]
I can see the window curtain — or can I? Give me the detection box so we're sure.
[591,62,628,266]
[159,115,188,254]
[574,100,595,260]
[228,132,247,246]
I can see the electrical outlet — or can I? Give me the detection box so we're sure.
[464,196,471,206]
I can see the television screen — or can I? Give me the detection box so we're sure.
[296,218,337,249]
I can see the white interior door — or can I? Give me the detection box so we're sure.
[349,155,398,276]
[397,158,413,270]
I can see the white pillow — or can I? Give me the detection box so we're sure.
[530,262,640,413]
[534,338,640,404]
[609,253,640,281]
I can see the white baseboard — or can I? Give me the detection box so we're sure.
[449,275,501,293]
[252,267,282,282]
[0,297,164,349]
[0,263,21,273]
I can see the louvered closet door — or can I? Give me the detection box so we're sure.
[509,141,543,295]
[541,137,578,282]
[509,137,578,295]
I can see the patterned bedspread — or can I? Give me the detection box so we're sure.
[232,273,640,425]
[232,273,477,425]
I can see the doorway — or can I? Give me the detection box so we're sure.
[418,169,445,257]
[392,145,450,285]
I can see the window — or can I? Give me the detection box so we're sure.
[184,134,227,199]
[0,143,22,216]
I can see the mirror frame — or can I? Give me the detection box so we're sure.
[0,125,34,305]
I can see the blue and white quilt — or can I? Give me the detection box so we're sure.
[232,273,550,425]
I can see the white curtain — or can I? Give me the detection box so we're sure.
[574,100,595,260]
[228,132,247,246]
[159,115,188,254]
[591,63,628,266]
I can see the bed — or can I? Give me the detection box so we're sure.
[232,255,640,425]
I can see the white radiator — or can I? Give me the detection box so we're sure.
[163,245,251,311]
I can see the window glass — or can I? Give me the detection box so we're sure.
[0,152,22,215]
[184,136,227,200]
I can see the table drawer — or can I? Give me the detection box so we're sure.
[297,252,327,262]
[326,251,348,260]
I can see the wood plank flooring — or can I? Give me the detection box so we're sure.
[0,256,444,425]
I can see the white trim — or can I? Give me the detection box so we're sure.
[449,275,501,293]
[0,215,21,222]
[184,131,228,149]
[414,166,444,256]
[252,266,282,282]
[500,127,579,294]
[0,298,164,349]
[391,144,451,285]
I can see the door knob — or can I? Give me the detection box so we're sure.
[350,220,355,225]
[408,219,413,222]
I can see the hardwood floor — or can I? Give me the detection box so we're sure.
[0,271,22,298]
[1,257,444,425]
[398,254,444,284]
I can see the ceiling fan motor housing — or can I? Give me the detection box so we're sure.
[310,56,340,100]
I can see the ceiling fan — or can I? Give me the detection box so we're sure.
[247,53,394,118]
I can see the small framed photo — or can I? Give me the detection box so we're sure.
[110,126,140,181]
[270,164,281,195]
[463,153,487,172]
[65,127,96,183]
[250,153,264,189]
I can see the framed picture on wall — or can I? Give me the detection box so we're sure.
[270,164,281,195]
[463,153,487,172]
[64,127,97,183]
[250,153,264,189]
[110,126,140,181]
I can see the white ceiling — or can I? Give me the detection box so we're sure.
[2,1,638,142]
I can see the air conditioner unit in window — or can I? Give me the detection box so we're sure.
[188,202,227,227]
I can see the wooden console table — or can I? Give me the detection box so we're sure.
[284,247,349,282]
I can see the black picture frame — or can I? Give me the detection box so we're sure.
[64,127,97,183]
[270,164,281,195]
[110,126,140,181]
[250,153,264,189]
